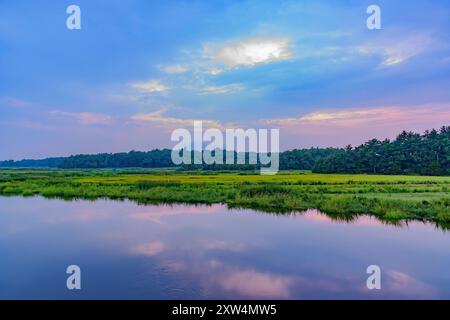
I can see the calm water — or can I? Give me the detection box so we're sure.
[0,196,449,299]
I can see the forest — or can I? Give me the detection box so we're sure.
[1,126,449,175]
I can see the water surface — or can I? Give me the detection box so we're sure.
[0,196,449,299]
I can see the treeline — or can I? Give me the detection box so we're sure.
[313,126,450,175]
[0,157,66,168]
[0,148,336,170]
[0,150,175,169]
[1,126,449,175]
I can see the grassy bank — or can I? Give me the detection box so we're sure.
[0,169,449,226]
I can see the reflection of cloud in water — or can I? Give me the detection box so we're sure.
[47,207,111,224]
[131,241,165,256]
[205,240,246,252]
[131,204,223,224]
[217,268,294,299]
[384,270,436,298]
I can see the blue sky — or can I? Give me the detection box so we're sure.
[1,0,450,159]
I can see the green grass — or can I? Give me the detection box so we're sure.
[0,168,449,226]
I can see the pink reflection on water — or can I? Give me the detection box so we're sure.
[217,268,294,299]
[131,241,166,256]
[383,270,437,298]
[131,204,224,224]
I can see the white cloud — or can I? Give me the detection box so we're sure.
[130,80,169,93]
[50,110,115,125]
[204,37,294,68]
[199,83,244,95]
[161,64,189,74]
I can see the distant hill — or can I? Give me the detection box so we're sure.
[1,126,449,175]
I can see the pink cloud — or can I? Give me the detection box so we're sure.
[264,104,450,149]
[50,110,115,125]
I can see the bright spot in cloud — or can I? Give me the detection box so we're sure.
[205,37,294,68]
[209,67,222,75]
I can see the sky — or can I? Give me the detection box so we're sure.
[1,0,450,160]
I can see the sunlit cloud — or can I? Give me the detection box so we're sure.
[50,110,115,125]
[130,79,169,93]
[209,67,222,76]
[264,105,450,128]
[263,104,450,148]
[130,108,224,130]
[199,83,244,95]
[204,37,294,68]
[355,34,434,67]
[161,64,189,74]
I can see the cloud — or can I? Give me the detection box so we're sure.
[50,111,115,125]
[130,80,169,93]
[130,108,223,129]
[0,96,32,108]
[209,68,222,76]
[263,104,450,148]
[204,37,294,68]
[264,105,450,128]
[199,83,244,95]
[355,34,434,67]
[161,64,189,74]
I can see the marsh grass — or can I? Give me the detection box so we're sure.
[0,169,449,225]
